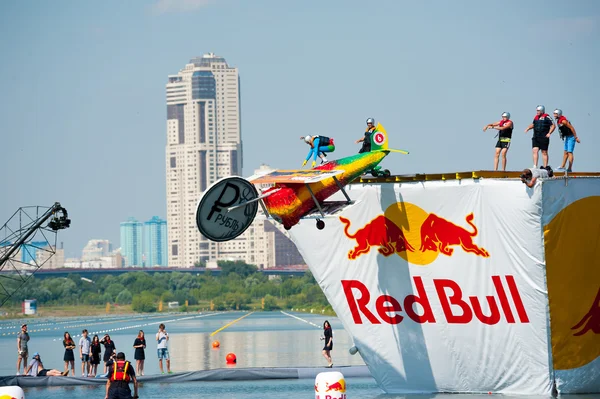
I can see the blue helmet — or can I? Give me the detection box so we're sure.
[366,118,375,125]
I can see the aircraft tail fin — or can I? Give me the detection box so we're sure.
[371,123,389,151]
[372,123,410,154]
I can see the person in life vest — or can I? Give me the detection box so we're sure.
[105,352,138,399]
[355,117,377,153]
[301,135,335,168]
[524,105,555,168]
[483,112,514,171]
[553,109,581,172]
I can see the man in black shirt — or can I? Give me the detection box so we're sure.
[524,105,555,168]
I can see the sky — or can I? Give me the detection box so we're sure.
[0,0,599,258]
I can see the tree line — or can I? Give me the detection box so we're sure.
[6,261,332,313]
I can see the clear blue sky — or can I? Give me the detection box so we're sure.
[1,0,598,258]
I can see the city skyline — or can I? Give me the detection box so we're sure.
[1,1,598,256]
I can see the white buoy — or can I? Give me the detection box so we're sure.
[0,385,25,399]
[348,345,358,355]
[315,371,346,399]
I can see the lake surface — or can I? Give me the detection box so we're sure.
[1,311,598,399]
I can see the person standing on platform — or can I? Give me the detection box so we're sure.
[321,320,333,368]
[133,330,146,376]
[156,323,172,374]
[100,334,117,374]
[63,331,76,377]
[90,334,102,377]
[16,324,30,375]
[79,329,92,377]
[483,112,513,171]
[553,109,581,172]
[524,105,555,168]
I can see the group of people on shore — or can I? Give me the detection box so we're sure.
[16,322,172,378]
[483,105,581,172]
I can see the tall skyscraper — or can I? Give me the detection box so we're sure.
[165,53,242,267]
[120,217,143,267]
[143,216,168,267]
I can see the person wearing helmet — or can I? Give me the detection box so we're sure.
[553,109,581,172]
[355,118,377,153]
[300,134,335,168]
[524,105,555,168]
[483,112,514,171]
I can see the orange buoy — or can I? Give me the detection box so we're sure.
[212,340,220,348]
[225,352,237,364]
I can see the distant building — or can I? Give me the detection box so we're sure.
[165,53,242,267]
[21,241,47,264]
[120,217,143,267]
[35,247,65,269]
[82,239,111,261]
[143,216,168,267]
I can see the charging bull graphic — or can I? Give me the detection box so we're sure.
[339,215,415,259]
[341,206,490,261]
[419,212,490,257]
[571,287,600,336]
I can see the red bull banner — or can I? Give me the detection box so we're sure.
[287,177,600,395]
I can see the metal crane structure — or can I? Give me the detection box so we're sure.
[0,202,70,307]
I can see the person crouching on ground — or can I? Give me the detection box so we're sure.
[521,166,553,188]
[301,135,335,167]
[105,352,139,399]
[24,352,68,377]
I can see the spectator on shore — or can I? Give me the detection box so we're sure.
[63,331,76,377]
[16,323,30,375]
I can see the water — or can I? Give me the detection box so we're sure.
[1,311,363,376]
[1,312,598,399]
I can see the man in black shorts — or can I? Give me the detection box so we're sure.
[524,105,555,168]
[483,112,513,171]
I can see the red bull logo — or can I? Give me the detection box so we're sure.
[340,203,489,264]
[571,287,600,336]
[419,213,489,257]
[339,215,414,259]
[315,377,346,399]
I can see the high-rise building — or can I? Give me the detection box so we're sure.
[120,217,143,267]
[143,216,168,267]
[165,53,242,267]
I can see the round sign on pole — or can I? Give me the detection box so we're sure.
[373,132,386,146]
[195,177,259,242]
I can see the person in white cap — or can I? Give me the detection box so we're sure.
[553,109,581,172]
[483,112,514,171]
[300,135,335,168]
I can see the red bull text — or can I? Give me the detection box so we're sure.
[342,276,530,325]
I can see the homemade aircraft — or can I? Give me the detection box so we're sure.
[195,123,408,242]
